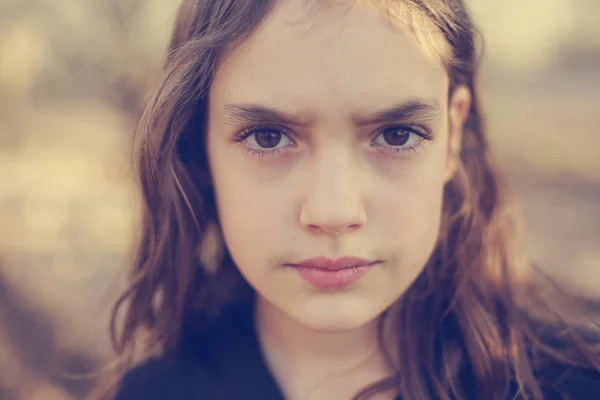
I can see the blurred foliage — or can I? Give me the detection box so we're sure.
[0,0,177,112]
[0,0,599,399]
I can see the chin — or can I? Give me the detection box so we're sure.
[291,298,382,333]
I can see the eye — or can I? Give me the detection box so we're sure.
[247,128,293,150]
[373,127,423,148]
[233,126,296,158]
[371,125,433,158]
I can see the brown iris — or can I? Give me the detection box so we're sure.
[382,128,410,146]
[255,130,282,148]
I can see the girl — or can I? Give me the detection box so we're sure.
[97,0,600,399]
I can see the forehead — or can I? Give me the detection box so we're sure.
[211,0,450,112]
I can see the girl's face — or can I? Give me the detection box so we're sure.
[207,0,468,331]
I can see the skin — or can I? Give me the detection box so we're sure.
[207,1,470,398]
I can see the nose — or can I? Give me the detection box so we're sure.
[299,150,367,237]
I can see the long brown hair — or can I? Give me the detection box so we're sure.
[92,0,600,399]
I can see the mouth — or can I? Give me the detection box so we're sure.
[288,256,379,289]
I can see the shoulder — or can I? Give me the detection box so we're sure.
[529,323,600,398]
[537,362,600,399]
[113,356,192,400]
[113,302,257,400]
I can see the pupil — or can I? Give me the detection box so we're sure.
[384,129,410,146]
[255,131,281,148]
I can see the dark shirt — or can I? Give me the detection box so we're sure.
[114,302,600,400]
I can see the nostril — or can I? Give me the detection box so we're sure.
[348,223,360,231]
[307,224,321,234]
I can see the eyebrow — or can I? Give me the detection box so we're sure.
[352,99,441,126]
[222,104,315,128]
[221,98,441,128]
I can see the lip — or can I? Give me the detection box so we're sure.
[293,256,377,270]
[289,257,378,289]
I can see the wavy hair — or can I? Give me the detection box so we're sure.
[91,1,599,399]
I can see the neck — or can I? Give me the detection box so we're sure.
[255,297,396,400]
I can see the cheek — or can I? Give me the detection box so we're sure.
[208,149,289,271]
[378,146,447,263]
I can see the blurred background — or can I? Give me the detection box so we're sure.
[0,0,599,399]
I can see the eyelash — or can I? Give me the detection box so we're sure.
[232,124,433,159]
